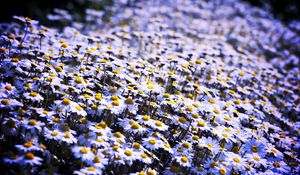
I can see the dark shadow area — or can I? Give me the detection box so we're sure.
[0,0,299,25]
[0,0,112,26]
[243,0,300,23]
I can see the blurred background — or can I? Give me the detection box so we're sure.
[0,0,299,25]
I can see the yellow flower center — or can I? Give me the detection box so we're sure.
[186,106,193,112]
[131,123,140,130]
[109,87,117,93]
[181,156,188,163]
[219,168,226,175]
[5,119,16,128]
[99,122,107,128]
[206,144,213,149]
[147,170,156,175]
[195,59,202,64]
[155,121,163,127]
[64,133,71,138]
[114,132,122,138]
[93,156,101,163]
[1,99,10,105]
[251,146,258,153]
[142,115,150,121]
[111,95,118,101]
[133,143,141,149]
[163,93,170,98]
[87,167,96,171]
[147,85,154,90]
[233,157,240,163]
[182,142,190,148]
[197,121,205,127]
[125,98,134,104]
[51,131,59,136]
[148,139,156,145]
[53,117,61,123]
[23,142,33,148]
[30,92,38,97]
[96,138,103,143]
[80,147,88,154]
[11,57,19,63]
[28,119,37,126]
[210,162,218,168]
[95,93,102,101]
[112,100,120,106]
[178,117,186,124]
[234,100,240,105]
[62,98,71,105]
[141,153,147,158]
[273,162,281,168]
[125,150,132,156]
[75,77,83,84]
[75,105,83,111]
[213,109,220,114]
[222,133,229,138]
[253,156,260,161]
[192,135,199,141]
[5,85,13,91]
[209,99,216,104]
[24,152,35,160]
[55,66,63,72]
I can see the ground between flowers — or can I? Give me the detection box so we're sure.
[0,0,299,175]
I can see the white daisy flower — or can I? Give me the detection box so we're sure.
[72,146,94,161]
[142,137,164,151]
[19,152,43,166]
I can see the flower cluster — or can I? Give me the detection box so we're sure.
[0,0,299,174]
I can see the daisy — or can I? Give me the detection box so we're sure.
[142,137,164,151]
[240,164,257,175]
[136,114,153,126]
[149,120,168,131]
[190,165,208,175]
[225,152,247,172]
[88,153,108,169]
[91,137,110,148]
[138,151,152,164]
[74,166,102,175]
[245,153,268,168]
[23,118,44,133]
[19,152,43,166]
[78,132,97,146]
[124,120,147,135]
[242,139,266,156]
[193,119,211,131]
[175,155,191,167]
[270,161,290,174]
[44,128,63,141]
[203,159,220,171]
[61,132,77,145]
[72,146,94,161]
[266,143,283,159]
[15,140,42,152]
[110,131,126,144]
[1,117,18,136]
[70,104,87,117]
[0,83,18,97]
[24,91,44,102]
[121,148,139,165]
[124,97,138,114]
[0,98,23,109]
[199,137,220,155]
